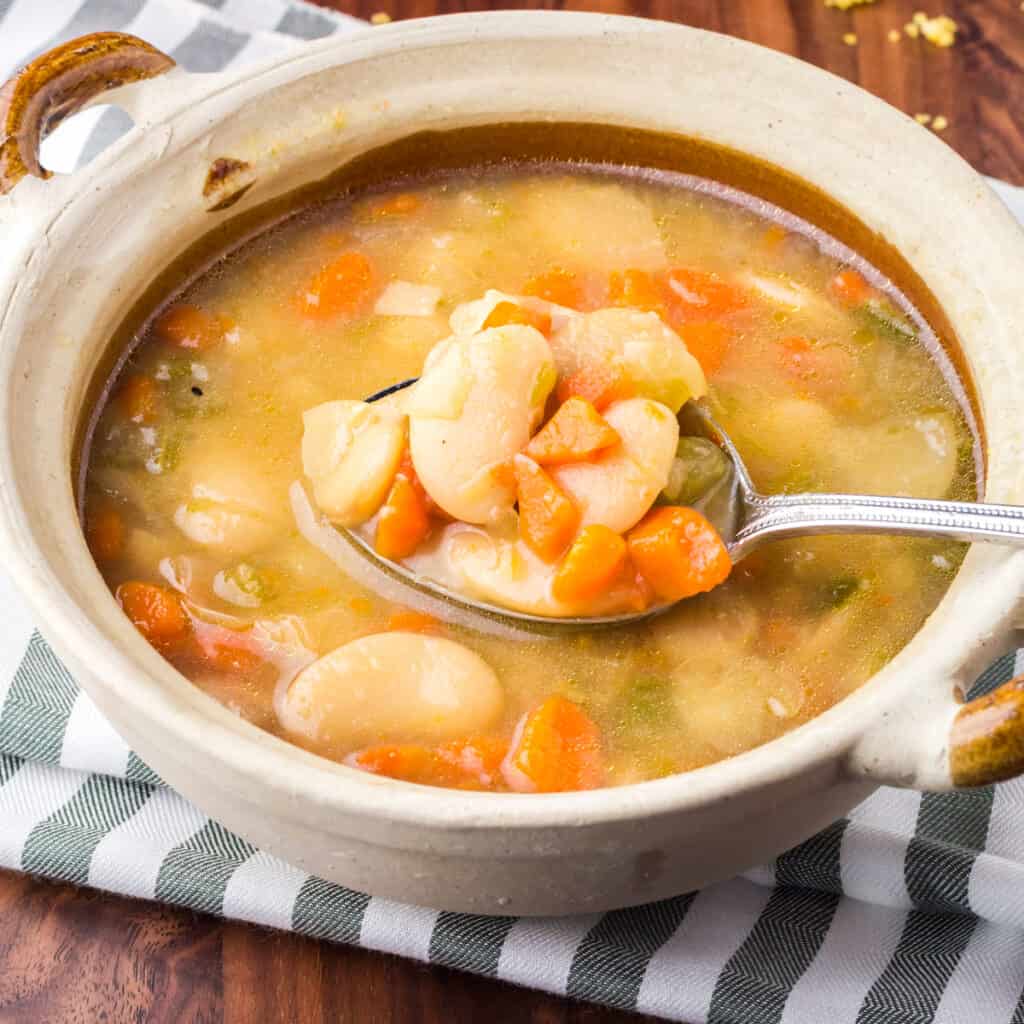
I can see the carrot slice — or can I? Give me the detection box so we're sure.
[376,474,431,561]
[676,321,732,376]
[607,269,665,314]
[153,304,227,350]
[555,361,635,411]
[116,582,190,652]
[194,626,268,675]
[664,268,747,321]
[627,506,732,602]
[483,301,552,336]
[296,251,375,319]
[830,268,872,307]
[387,609,441,633]
[351,739,506,789]
[513,454,580,562]
[350,744,438,781]
[525,397,620,465]
[502,695,604,793]
[436,736,508,787]
[521,267,584,310]
[117,374,159,424]
[85,504,125,562]
[552,525,628,605]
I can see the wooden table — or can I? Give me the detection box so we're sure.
[1,3,1021,1022]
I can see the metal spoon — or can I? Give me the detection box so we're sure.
[336,381,1024,629]
[678,401,1024,562]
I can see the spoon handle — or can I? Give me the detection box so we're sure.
[733,492,1024,559]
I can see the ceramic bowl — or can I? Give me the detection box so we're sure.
[2,14,1024,915]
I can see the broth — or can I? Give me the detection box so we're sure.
[82,162,975,791]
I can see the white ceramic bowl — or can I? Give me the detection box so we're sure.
[3,13,1024,915]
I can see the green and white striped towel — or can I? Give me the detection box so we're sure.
[4,3,1024,1020]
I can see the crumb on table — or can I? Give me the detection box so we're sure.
[905,12,959,47]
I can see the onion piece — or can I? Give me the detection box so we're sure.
[288,480,524,640]
[374,280,443,317]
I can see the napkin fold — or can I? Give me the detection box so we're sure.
[3,3,1024,1021]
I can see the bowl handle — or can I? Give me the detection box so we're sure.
[847,642,1024,791]
[0,32,175,195]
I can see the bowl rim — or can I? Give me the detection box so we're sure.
[4,9,1024,838]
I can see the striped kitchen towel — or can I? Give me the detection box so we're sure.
[4,3,1024,1022]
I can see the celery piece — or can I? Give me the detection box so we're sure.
[661,436,729,506]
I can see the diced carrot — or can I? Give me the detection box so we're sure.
[296,251,375,319]
[153,304,227,350]
[350,744,438,781]
[779,335,812,354]
[396,450,427,503]
[627,506,732,602]
[677,321,732,376]
[521,267,584,310]
[85,504,125,562]
[436,736,508,787]
[607,269,665,314]
[376,474,431,561]
[525,397,620,465]
[513,454,580,562]
[552,525,628,606]
[502,695,604,793]
[830,268,872,307]
[387,609,441,633]
[370,192,421,217]
[117,374,159,424]
[664,268,747,321]
[200,639,266,675]
[555,361,635,411]
[117,581,190,653]
[482,301,552,336]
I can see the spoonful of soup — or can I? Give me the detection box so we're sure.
[296,290,1024,628]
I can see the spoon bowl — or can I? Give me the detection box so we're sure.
[343,381,1024,629]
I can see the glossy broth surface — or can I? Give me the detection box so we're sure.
[83,165,975,789]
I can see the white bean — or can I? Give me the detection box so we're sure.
[552,398,679,533]
[301,400,405,527]
[444,527,561,616]
[549,308,706,413]
[408,325,556,524]
[280,633,504,750]
[520,179,666,272]
[173,444,287,556]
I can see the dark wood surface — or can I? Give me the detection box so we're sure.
[2,3,1022,1022]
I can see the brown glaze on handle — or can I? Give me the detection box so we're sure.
[950,676,1024,787]
[0,32,175,196]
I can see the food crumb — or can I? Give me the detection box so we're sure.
[932,114,949,132]
[370,11,392,24]
[888,29,902,43]
[767,697,790,719]
[843,32,859,45]
[915,113,932,125]
[906,11,958,47]
[825,0,876,8]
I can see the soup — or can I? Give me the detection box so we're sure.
[82,162,975,792]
